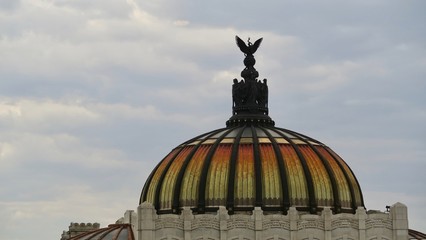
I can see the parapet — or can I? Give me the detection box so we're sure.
[60,222,100,240]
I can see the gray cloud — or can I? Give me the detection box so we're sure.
[0,0,425,239]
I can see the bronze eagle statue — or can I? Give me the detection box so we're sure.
[235,35,263,55]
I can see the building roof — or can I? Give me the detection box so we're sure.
[68,224,134,240]
[139,36,364,215]
[409,229,426,240]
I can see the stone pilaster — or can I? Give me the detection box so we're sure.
[182,207,193,240]
[138,202,156,240]
[121,210,138,240]
[253,207,263,240]
[289,207,298,240]
[322,207,332,240]
[391,202,408,240]
[356,207,367,240]
[219,206,229,240]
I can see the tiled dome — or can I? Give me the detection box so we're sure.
[139,36,364,215]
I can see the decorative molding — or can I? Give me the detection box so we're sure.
[227,217,255,230]
[365,218,392,230]
[138,202,407,240]
[155,218,183,230]
[331,218,354,230]
[262,219,290,230]
[192,217,220,230]
[298,219,324,230]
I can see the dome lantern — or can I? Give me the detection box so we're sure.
[227,36,275,127]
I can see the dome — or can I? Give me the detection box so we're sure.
[139,36,364,215]
[69,224,134,240]
[140,126,364,215]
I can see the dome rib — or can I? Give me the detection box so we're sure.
[68,224,134,240]
[251,125,263,207]
[292,133,342,213]
[140,148,178,205]
[226,126,247,213]
[140,128,224,206]
[143,148,180,208]
[140,156,164,204]
[172,128,228,213]
[279,127,364,213]
[323,147,364,210]
[163,129,227,211]
[279,127,363,212]
[316,146,352,209]
[197,126,239,213]
[153,148,183,211]
[266,127,317,213]
[258,126,290,213]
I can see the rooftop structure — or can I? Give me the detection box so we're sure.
[63,36,423,240]
[140,36,364,216]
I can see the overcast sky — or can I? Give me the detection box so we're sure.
[1,0,425,239]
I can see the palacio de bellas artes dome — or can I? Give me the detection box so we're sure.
[60,37,426,240]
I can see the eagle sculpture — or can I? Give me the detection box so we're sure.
[235,35,263,55]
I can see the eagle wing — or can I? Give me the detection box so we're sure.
[250,38,263,54]
[235,35,249,54]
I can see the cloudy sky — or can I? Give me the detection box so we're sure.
[1,0,425,239]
